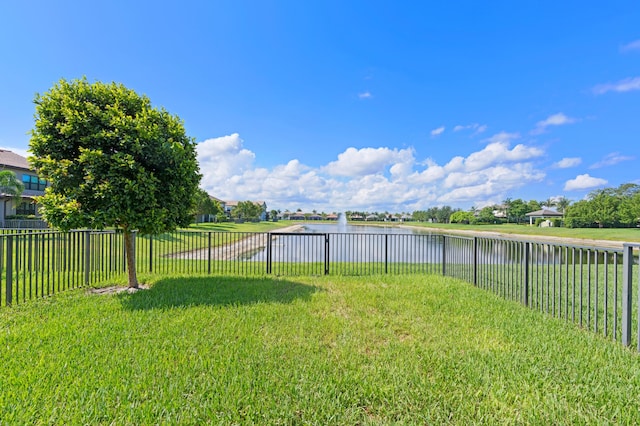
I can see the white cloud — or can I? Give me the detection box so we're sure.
[440,163,544,201]
[482,131,520,145]
[358,91,372,99]
[322,147,414,177]
[453,123,487,135]
[471,142,543,171]
[196,133,548,212]
[450,140,543,172]
[552,157,582,169]
[196,133,257,196]
[430,126,445,137]
[621,40,640,52]
[593,77,640,94]
[564,174,608,191]
[532,113,576,134]
[474,124,488,135]
[590,152,635,169]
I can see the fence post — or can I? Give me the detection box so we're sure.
[442,235,446,276]
[622,244,633,348]
[84,231,91,286]
[473,237,478,286]
[523,242,530,307]
[5,235,12,306]
[385,234,388,274]
[149,235,153,273]
[324,234,329,275]
[207,232,212,275]
[266,232,272,274]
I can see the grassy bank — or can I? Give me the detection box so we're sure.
[405,222,640,243]
[188,221,295,233]
[1,274,639,424]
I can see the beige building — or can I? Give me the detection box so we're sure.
[0,150,47,227]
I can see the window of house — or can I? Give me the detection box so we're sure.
[16,201,36,216]
[22,174,47,191]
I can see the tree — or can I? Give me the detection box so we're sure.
[435,206,454,223]
[0,170,24,198]
[233,201,262,220]
[508,199,527,223]
[476,206,497,224]
[619,191,640,226]
[194,189,222,222]
[412,210,428,222]
[450,210,474,224]
[502,198,512,223]
[29,78,201,288]
[527,200,542,213]
[542,197,556,209]
[555,196,571,214]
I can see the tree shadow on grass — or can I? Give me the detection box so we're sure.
[118,276,322,310]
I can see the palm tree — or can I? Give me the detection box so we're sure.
[0,170,25,219]
[555,196,571,214]
[502,198,512,223]
[0,170,24,198]
[543,197,556,209]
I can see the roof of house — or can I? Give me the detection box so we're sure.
[225,200,266,208]
[0,150,30,171]
[525,209,563,217]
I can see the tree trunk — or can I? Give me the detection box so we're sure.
[124,230,139,288]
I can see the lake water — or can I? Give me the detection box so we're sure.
[250,222,444,263]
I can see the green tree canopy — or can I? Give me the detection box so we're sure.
[232,201,263,220]
[450,210,474,224]
[194,189,222,220]
[0,170,24,198]
[29,78,201,287]
[564,183,640,228]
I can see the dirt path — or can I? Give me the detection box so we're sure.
[173,225,305,260]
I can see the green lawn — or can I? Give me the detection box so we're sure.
[187,221,295,233]
[405,222,640,243]
[1,274,639,424]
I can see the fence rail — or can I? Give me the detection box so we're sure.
[1,229,639,351]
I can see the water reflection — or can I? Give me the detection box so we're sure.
[251,223,442,263]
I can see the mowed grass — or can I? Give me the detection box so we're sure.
[406,222,640,243]
[1,274,639,424]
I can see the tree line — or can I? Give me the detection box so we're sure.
[564,183,640,228]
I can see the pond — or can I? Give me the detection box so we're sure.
[249,222,444,264]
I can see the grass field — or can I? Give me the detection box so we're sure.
[2,273,640,424]
[400,222,640,243]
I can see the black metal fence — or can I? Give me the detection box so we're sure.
[1,229,639,351]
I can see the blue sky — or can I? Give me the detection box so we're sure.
[1,1,639,213]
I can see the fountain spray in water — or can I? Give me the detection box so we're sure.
[338,212,347,230]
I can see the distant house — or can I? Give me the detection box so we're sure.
[223,200,268,221]
[326,213,338,221]
[0,150,48,227]
[525,209,563,226]
[194,195,225,223]
[400,214,413,222]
